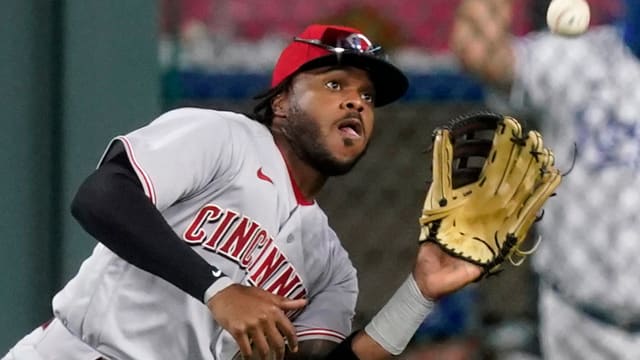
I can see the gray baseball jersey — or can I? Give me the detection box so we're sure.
[49,108,358,359]
[508,25,640,318]
[496,25,640,357]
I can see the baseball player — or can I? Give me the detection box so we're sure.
[3,24,481,360]
[451,0,640,358]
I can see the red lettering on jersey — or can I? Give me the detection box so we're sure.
[286,308,304,320]
[291,287,307,300]
[217,217,260,261]
[202,210,239,251]
[248,241,286,287]
[240,229,269,268]
[183,203,308,304]
[183,205,223,244]
[264,265,303,298]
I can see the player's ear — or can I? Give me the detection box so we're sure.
[271,92,288,118]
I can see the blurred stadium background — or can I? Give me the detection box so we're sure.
[0,0,623,358]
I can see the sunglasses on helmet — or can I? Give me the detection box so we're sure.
[293,33,387,60]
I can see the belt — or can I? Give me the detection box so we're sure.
[545,280,640,333]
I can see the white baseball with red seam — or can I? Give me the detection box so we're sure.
[546,0,591,36]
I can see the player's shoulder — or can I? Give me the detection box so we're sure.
[303,203,331,230]
[514,25,622,73]
[559,25,621,48]
[304,204,351,254]
[522,25,620,51]
[153,107,269,136]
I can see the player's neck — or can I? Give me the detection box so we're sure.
[272,133,327,200]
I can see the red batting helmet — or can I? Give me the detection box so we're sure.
[271,24,409,107]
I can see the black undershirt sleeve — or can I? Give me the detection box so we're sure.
[70,142,227,302]
[278,332,360,359]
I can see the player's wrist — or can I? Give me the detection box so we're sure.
[203,272,235,304]
[364,273,435,355]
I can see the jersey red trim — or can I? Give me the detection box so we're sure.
[117,136,157,205]
[276,147,315,206]
[287,170,314,206]
[296,328,346,341]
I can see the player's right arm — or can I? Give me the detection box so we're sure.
[450,0,516,90]
[274,243,480,359]
[70,111,306,360]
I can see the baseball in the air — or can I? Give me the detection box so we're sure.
[546,0,591,36]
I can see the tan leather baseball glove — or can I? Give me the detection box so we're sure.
[419,112,562,278]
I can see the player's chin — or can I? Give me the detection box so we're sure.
[319,157,359,177]
[314,149,363,176]
[333,145,365,164]
[333,135,367,156]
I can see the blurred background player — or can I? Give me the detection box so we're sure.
[451,0,640,358]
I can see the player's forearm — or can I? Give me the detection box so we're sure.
[290,331,390,360]
[71,156,230,303]
[350,331,392,360]
[319,275,434,359]
[450,0,516,87]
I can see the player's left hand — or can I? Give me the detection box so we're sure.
[208,284,307,360]
[412,241,482,300]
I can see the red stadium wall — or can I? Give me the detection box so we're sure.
[161,0,623,52]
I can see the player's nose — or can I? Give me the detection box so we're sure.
[342,95,365,113]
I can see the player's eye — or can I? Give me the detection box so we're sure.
[361,93,374,103]
[325,81,341,90]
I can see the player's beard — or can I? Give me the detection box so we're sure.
[282,102,368,177]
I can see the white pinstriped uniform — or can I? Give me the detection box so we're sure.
[499,25,640,359]
[4,107,358,360]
